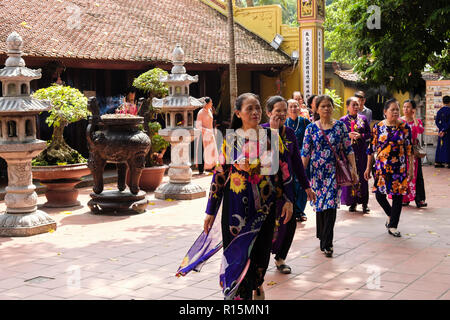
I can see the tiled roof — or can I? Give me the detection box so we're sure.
[0,0,291,66]
[334,69,362,83]
[335,69,443,83]
[421,72,442,81]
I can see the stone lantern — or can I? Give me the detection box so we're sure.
[152,44,206,200]
[0,32,56,236]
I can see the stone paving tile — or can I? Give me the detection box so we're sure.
[26,294,65,300]
[378,272,421,284]
[345,288,396,300]
[265,286,306,300]
[170,286,220,300]
[2,285,50,299]
[131,286,175,299]
[438,290,450,300]
[0,277,27,290]
[86,286,135,299]
[94,269,138,281]
[297,287,353,300]
[391,289,443,300]
[406,280,450,295]
[78,277,118,290]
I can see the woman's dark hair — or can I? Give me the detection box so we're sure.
[443,95,450,104]
[204,96,211,104]
[315,94,334,109]
[306,94,317,108]
[125,86,136,95]
[403,99,416,109]
[230,93,260,130]
[384,98,399,112]
[265,95,287,113]
[346,96,358,107]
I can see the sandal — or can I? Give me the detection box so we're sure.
[275,258,292,274]
[276,264,292,274]
[388,228,401,237]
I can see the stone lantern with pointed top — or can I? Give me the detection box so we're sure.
[0,32,56,236]
[152,44,206,200]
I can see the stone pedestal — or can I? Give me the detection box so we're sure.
[154,181,205,200]
[87,190,148,215]
[154,129,205,200]
[0,146,56,236]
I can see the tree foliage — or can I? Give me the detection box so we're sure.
[31,85,89,165]
[325,0,450,92]
[324,0,357,65]
[132,68,169,98]
[32,85,89,128]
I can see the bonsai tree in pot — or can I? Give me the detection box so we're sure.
[130,68,170,191]
[31,84,91,207]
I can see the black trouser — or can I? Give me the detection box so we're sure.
[315,208,337,251]
[375,193,403,228]
[415,159,426,203]
[274,212,296,261]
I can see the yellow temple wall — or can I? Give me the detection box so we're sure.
[201,0,301,103]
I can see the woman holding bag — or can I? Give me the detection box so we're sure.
[400,99,427,207]
[302,95,358,257]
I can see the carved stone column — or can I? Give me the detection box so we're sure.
[0,145,56,236]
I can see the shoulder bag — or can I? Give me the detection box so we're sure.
[318,122,354,187]
[413,140,426,158]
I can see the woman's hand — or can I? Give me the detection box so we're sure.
[281,201,293,224]
[305,188,316,203]
[270,115,283,129]
[235,158,250,172]
[203,214,215,234]
[349,132,361,140]
[364,168,371,181]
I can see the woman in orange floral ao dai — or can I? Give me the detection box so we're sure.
[365,99,414,237]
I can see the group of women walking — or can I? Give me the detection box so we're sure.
[176,92,427,300]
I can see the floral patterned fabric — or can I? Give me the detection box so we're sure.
[401,118,424,202]
[260,123,310,255]
[301,121,354,212]
[339,114,371,205]
[177,127,294,300]
[368,120,412,195]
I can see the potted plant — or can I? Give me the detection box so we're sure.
[31,84,91,207]
[128,68,170,191]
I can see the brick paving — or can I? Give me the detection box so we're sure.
[0,165,449,300]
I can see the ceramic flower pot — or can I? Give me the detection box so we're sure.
[126,165,168,192]
[32,163,91,207]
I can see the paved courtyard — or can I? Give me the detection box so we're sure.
[0,165,449,300]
